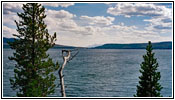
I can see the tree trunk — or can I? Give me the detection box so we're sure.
[59,59,66,97]
[59,50,71,97]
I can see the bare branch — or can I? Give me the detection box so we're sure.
[68,50,79,62]
[58,49,79,97]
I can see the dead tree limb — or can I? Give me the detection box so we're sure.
[68,50,79,62]
[58,49,78,97]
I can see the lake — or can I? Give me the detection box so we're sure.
[3,48,172,97]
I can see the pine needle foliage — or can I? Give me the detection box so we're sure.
[8,3,59,97]
[134,41,163,97]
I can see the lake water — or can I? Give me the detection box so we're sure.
[3,48,172,97]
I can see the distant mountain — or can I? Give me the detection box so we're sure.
[3,37,15,43]
[3,37,83,49]
[3,37,172,49]
[3,37,15,48]
[93,42,172,49]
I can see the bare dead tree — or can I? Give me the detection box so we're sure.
[58,49,79,97]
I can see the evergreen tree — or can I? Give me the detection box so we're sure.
[134,41,163,97]
[8,3,59,97]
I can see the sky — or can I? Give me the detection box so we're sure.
[3,2,173,47]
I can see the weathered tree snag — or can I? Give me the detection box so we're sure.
[59,50,70,97]
[58,49,79,97]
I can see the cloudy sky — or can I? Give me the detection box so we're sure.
[3,2,172,47]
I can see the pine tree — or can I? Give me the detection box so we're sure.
[134,41,163,97]
[8,3,59,97]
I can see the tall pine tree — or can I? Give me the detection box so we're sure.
[8,3,59,97]
[134,41,163,97]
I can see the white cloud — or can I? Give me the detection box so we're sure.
[3,14,19,26]
[2,3,172,47]
[106,3,172,40]
[3,26,18,38]
[3,3,23,14]
[3,3,21,38]
[107,3,172,18]
[43,3,74,8]
[80,16,115,26]
[144,17,172,30]
[46,9,76,19]
[45,9,95,36]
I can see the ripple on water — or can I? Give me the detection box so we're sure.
[3,49,172,97]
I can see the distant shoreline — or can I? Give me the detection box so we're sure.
[3,46,172,50]
[92,42,172,49]
[3,37,172,49]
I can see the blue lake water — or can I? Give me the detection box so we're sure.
[3,48,172,97]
